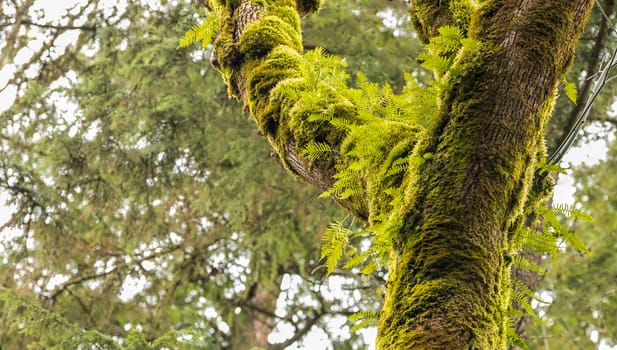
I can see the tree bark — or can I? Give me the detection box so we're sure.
[207,0,595,348]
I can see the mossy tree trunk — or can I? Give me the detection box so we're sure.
[207,0,594,348]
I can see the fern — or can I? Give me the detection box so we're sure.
[385,157,408,177]
[329,116,354,130]
[178,9,220,48]
[418,53,454,77]
[562,78,578,104]
[321,220,352,274]
[511,225,558,257]
[302,48,349,89]
[512,254,546,275]
[342,250,370,270]
[360,260,378,275]
[541,205,590,253]
[349,310,379,331]
[320,168,363,199]
[300,142,332,160]
[506,317,530,350]
[510,287,537,318]
[550,203,592,222]
[559,229,590,253]
[433,26,465,52]
[536,160,567,174]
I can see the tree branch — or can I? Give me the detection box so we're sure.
[0,19,96,32]
[409,0,474,43]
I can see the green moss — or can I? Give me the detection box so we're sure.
[213,13,242,68]
[295,0,321,17]
[239,16,302,58]
[411,0,475,43]
[449,0,475,33]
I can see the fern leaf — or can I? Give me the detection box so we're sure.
[300,142,332,160]
[342,252,368,269]
[339,186,364,199]
[513,278,550,308]
[512,226,558,257]
[360,260,377,275]
[551,203,592,222]
[562,79,578,104]
[512,254,546,275]
[418,53,453,75]
[510,288,537,318]
[560,230,590,254]
[434,25,464,52]
[321,221,351,274]
[307,111,333,123]
[385,157,409,177]
[178,13,218,49]
[329,117,353,130]
[541,205,590,253]
[460,38,481,52]
[536,161,566,174]
[506,318,530,350]
[349,310,379,331]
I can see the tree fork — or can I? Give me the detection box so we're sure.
[208,0,595,348]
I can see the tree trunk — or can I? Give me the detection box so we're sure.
[207,0,595,348]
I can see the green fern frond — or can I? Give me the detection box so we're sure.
[178,12,219,48]
[536,160,566,174]
[431,25,464,52]
[307,111,334,123]
[303,48,349,88]
[418,53,453,75]
[512,254,546,275]
[360,260,377,275]
[512,278,550,307]
[346,146,382,164]
[339,186,364,199]
[329,117,354,130]
[506,318,530,350]
[550,203,592,222]
[321,220,351,274]
[562,78,578,104]
[343,251,369,269]
[510,288,537,318]
[349,310,379,331]
[560,229,590,253]
[385,158,409,177]
[321,168,363,199]
[300,142,332,160]
[541,205,590,253]
[511,226,558,257]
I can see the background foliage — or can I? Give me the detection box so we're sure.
[1,0,617,349]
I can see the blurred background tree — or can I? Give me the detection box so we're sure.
[0,0,420,348]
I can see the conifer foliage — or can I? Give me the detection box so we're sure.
[0,0,418,348]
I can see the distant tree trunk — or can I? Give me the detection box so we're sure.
[207,0,595,348]
[232,283,278,349]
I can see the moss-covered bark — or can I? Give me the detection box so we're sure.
[377,1,594,348]
[206,0,594,348]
